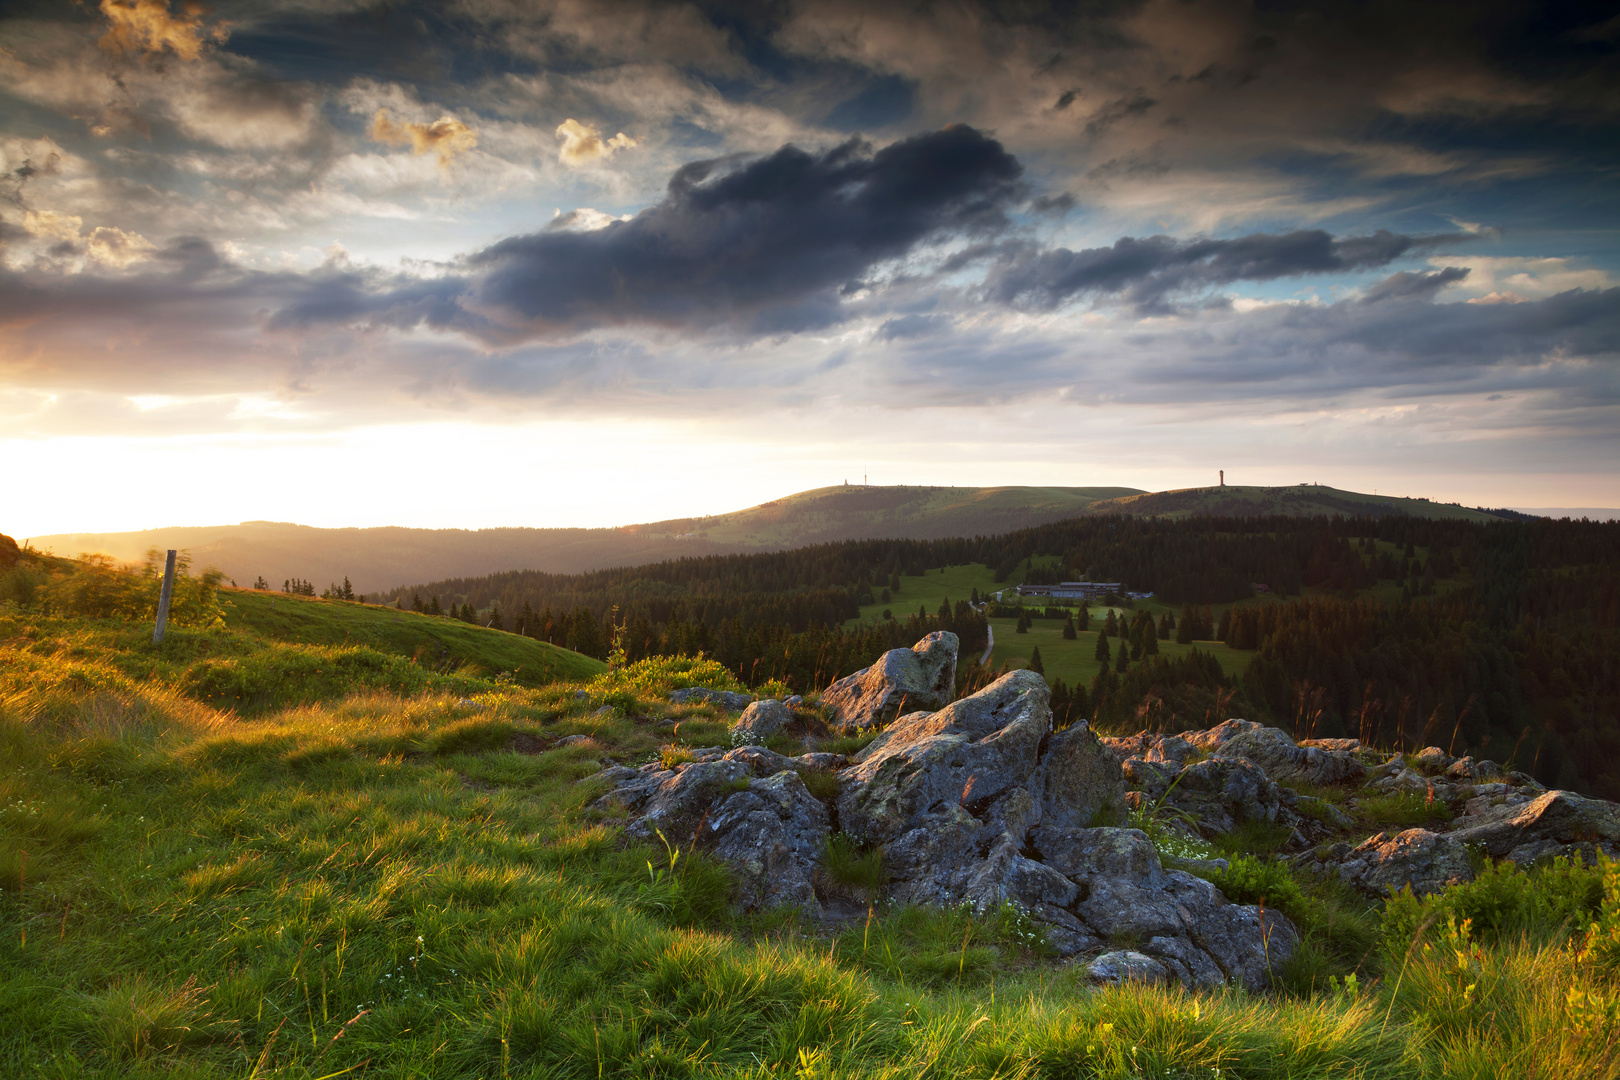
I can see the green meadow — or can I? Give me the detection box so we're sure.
[2,557,1619,1077]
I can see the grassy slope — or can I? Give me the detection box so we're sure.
[3,607,1615,1078]
[220,588,605,686]
[1084,484,1504,523]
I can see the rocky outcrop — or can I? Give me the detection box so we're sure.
[706,771,829,911]
[1449,789,1620,866]
[1193,720,1366,787]
[732,699,793,742]
[819,631,959,733]
[591,649,1620,992]
[838,669,1051,845]
[591,655,1294,991]
[1332,829,1475,898]
[0,533,19,569]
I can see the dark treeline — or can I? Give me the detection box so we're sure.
[395,515,1619,798]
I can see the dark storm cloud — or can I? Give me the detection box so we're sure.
[875,285,1620,411]
[1362,266,1472,304]
[984,229,1471,313]
[268,124,1024,338]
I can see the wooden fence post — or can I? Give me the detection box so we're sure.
[153,549,177,644]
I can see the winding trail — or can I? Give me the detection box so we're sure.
[980,619,995,665]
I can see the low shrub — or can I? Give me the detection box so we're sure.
[589,654,743,697]
[1382,854,1611,956]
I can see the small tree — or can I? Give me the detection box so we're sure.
[1016,609,1031,634]
[1062,613,1077,640]
[1028,646,1045,676]
[252,575,269,590]
[1094,633,1111,663]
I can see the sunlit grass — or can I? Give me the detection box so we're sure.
[2,603,1618,1077]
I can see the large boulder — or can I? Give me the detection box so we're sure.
[1162,756,1283,835]
[1035,722,1126,830]
[837,669,1049,845]
[0,533,19,569]
[1203,721,1366,787]
[731,699,793,742]
[706,771,829,912]
[1030,825,1298,990]
[1449,789,1620,866]
[623,759,753,841]
[1335,828,1475,898]
[820,631,959,733]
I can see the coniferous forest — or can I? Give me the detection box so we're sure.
[390,514,1620,800]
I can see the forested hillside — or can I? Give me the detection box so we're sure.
[399,514,1620,799]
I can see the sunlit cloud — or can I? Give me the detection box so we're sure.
[97,0,229,62]
[369,110,479,168]
[555,118,638,167]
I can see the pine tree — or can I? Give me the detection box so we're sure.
[1028,646,1045,676]
[1142,621,1159,656]
[1077,603,1090,632]
[1176,603,1195,644]
[342,576,354,601]
[1103,610,1118,638]
[1157,613,1172,639]
[1094,632,1111,663]
[252,576,269,590]
[412,592,424,612]
[1117,650,1130,675]
[1062,613,1077,640]
[429,596,441,616]
[488,604,504,631]
[1050,678,1071,727]
[1016,609,1030,634]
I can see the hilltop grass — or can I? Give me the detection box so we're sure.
[3,606,1620,1077]
[222,588,605,687]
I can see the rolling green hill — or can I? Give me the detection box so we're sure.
[1082,484,1506,523]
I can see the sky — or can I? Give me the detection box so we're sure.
[3,0,1618,537]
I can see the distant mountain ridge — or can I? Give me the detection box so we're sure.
[25,482,1522,594]
[24,485,1139,594]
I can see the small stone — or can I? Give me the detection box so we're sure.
[732,699,793,742]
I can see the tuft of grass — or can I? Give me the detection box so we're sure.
[1357,790,1455,829]
[1211,819,1297,857]
[659,744,694,770]
[822,834,885,900]
[820,730,882,757]
[797,768,842,803]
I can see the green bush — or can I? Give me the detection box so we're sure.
[1382,855,1609,956]
[589,654,743,697]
